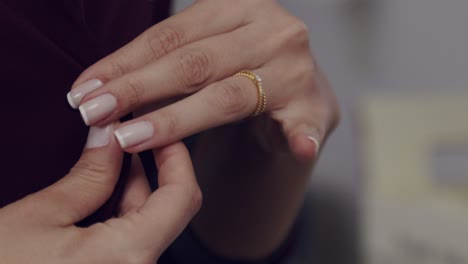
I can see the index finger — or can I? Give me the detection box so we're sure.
[70,0,249,102]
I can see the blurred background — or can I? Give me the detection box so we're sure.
[173,1,468,263]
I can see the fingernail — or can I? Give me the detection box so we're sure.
[114,121,154,149]
[85,124,114,149]
[67,79,103,109]
[307,136,320,154]
[79,94,117,125]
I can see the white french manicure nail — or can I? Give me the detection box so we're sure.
[79,94,117,125]
[67,79,103,109]
[307,136,320,154]
[114,121,154,149]
[85,124,114,149]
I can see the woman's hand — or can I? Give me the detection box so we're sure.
[68,0,339,160]
[0,125,201,264]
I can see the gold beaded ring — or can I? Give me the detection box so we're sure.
[234,70,267,116]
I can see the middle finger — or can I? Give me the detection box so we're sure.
[77,25,271,126]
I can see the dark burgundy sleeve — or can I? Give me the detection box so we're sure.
[158,223,299,264]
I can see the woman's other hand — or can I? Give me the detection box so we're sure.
[0,125,201,263]
[68,0,339,161]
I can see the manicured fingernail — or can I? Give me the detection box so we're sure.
[307,136,320,154]
[79,94,117,125]
[114,121,154,149]
[67,79,103,109]
[85,124,114,149]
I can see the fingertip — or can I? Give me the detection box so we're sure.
[114,129,128,148]
[69,79,104,110]
[79,105,90,126]
[113,121,155,151]
[85,123,119,150]
[307,136,320,153]
[67,92,78,109]
[289,134,320,162]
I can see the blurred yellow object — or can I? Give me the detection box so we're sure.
[360,92,468,264]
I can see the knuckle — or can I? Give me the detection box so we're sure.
[159,110,179,137]
[109,59,131,78]
[122,76,145,108]
[291,19,309,36]
[290,60,317,89]
[283,18,310,46]
[288,57,320,95]
[176,50,212,89]
[178,184,203,216]
[214,81,250,116]
[147,25,184,58]
[71,159,112,186]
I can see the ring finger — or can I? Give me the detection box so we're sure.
[112,68,274,153]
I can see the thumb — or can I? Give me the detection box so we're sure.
[25,123,123,226]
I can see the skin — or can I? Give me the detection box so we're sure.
[70,0,340,260]
[73,0,339,159]
[189,64,339,259]
[0,128,202,264]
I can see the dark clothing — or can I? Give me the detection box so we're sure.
[0,0,168,221]
[0,1,293,263]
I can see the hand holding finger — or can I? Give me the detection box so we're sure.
[1,133,200,263]
[78,142,201,262]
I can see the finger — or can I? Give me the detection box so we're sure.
[68,1,251,108]
[118,155,151,216]
[75,24,271,126]
[277,94,336,162]
[112,69,276,152]
[102,142,201,258]
[284,118,322,162]
[19,124,123,226]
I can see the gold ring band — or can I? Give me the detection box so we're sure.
[234,70,267,116]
